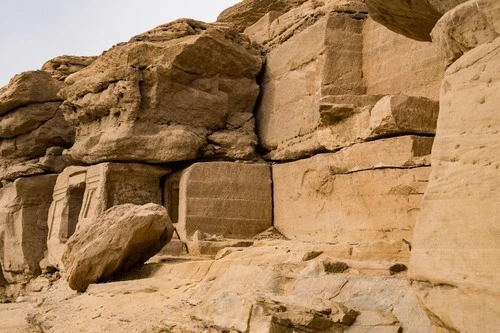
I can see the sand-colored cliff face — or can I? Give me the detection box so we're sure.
[0,0,498,332]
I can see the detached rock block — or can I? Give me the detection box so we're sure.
[63,203,174,291]
[431,0,500,64]
[0,175,57,284]
[178,162,272,241]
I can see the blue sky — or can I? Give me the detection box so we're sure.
[0,0,240,86]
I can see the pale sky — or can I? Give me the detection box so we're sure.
[0,0,240,87]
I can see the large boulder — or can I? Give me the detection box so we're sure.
[217,0,309,31]
[59,19,263,164]
[62,203,174,291]
[365,0,469,41]
[431,0,500,64]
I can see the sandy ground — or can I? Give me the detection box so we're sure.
[0,303,32,333]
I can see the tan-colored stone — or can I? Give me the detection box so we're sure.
[59,19,262,164]
[63,203,174,291]
[0,102,61,139]
[0,71,63,116]
[46,163,168,269]
[178,162,272,241]
[273,136,431,248]
[365,0,469,41]
[41,55,97,81]
[431,0,500,65]
[254,1,443,160]
[0,175,57,284]
[217,0,308,31]
[363,18,445,100]
[367,95,439,139]
[409,36,500,333]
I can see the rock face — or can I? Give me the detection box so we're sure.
[365,0,469,41]
[364,0,500,331]
[46,163,168,270]
[177,162,272,241]
[273,136,432,250]
[409,14,500,333]
[0,175,57,283]
[217,0,308,31]
[59,19,263,164]
[62,203,174,291]
[250,0,443,160]
[0,71,74,182]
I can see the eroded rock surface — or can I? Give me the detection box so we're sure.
[365,0,469,41]
[217,0,308,31]
[62,203,174,291]
[0,71,75,183]
[178,162,272,241]
[59,19,263,164]
[409,35,500,333]
[0,175,57,284]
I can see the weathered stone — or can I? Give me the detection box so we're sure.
[363,18,445,100]
[431,0,500,65]
[178,162,272,241]
[0,102,61,139]
[273,136,431,248]
[0,175,57,284]
[47,163,168,270]
[365,0,469,41]
[41,55,97,81]
[59,19,262,164]
[367,95,439,139]
[0,71,63,116]
[217,0,308,31]
[63,203,174,291]
[409,36,500,332]
[253,1,443,160]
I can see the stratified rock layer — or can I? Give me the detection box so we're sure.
[0,71,75,182]
[63,203,174,291]
[60,19,263,164]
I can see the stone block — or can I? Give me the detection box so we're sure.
[177,162,272,241]
[273,137,431,248]
[367,95,439,139]
[63,203,174,291]
[0,175,57,284]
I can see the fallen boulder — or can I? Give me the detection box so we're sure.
[62,203,174,291]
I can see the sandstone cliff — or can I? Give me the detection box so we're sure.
[0,0,498,332]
